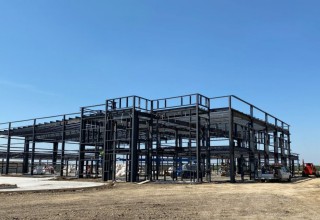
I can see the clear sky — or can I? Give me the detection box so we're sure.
[0,1,319,162]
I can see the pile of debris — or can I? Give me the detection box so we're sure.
[116,164,126,177]
[0,184,17,189]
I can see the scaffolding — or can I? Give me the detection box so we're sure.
[0,94,299,182]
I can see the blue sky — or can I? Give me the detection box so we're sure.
[0,1,319,162]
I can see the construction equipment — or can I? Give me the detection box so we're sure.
[33,165,46,175]
[302,163,320,177]
[256,164,291,182]
[170,162,202,179]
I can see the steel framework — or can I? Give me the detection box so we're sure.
[0,94,299,182]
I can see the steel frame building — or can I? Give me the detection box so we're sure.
[0,94,299,183]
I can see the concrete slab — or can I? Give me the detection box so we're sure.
[0,176,105,192]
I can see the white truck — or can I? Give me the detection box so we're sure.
[256,164,291,182]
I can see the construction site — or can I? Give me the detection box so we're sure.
[3,94,320,220]
[0,94,299,183]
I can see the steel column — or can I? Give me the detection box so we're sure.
[206,99,211,182]
[280,132,286,165]
[66,159,69,177]
[288,126,292,175]
[30,119,36,175]
[52,142,58,171]
[1,158,3,174]
[229,96,235,183]
[196,95,201,182]
[102,104,108,181]
[60,115,66,176]
[5,122,11,174]
[78,108,85,178]
[173,128,179,181]
[147,116,153,181]
[264,113,269,166]
[103,103,110,181]
[274,130,279,164]
[248,106,256,180]
[155,118,160,180]
[112,122,117,181]
[22,138,29,173]
[130,108,139,182]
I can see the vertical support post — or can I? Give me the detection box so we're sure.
[173,128,178,181]
[288,126,292,175]
[112,122,117,181]
[279,122,285,165]
[5,122,12,174]
[103,102,108,181]
[188,109,192,182]
[229,96,235,183]
[103,102,109,181]
[103,99,115,181]
[125,154,129,182]
[249,105,256,180]
[155,118,160,180]
[52,142,58,171]
[85,160,88,177]
[264,113,269,166]
[130,98,139,182]
[66,159,69,177]
[60,115,66,176]
[79,108,85,178]
[280,131,286,165]
[147,107,153,181]
[216,159,219,175]
[91,160,94,176]
[22,138,30,174]
[75,159,78,177]
[1,158,3,174]
[206,97,211,182]
[196,94,201,182]
[274,120,279,164]
[95,145,99,178]
[178,136,183,171]
[30,119,36,175]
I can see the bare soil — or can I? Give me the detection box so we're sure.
[1,177,320,220]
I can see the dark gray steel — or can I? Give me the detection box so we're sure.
[228,97,235,183]
[130,107,139,182]
[22,138,29,173]
[60,115,66,176]
[5,122,11,174]
[78,108,85,178]
[52,142,58,171]
[30,119,36,175]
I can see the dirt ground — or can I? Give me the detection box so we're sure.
[0,177,320,220]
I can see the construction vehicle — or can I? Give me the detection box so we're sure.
[256,164,291,182]
[302,163,320,177]
[33,165,46,175]
[170,162,202,179]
